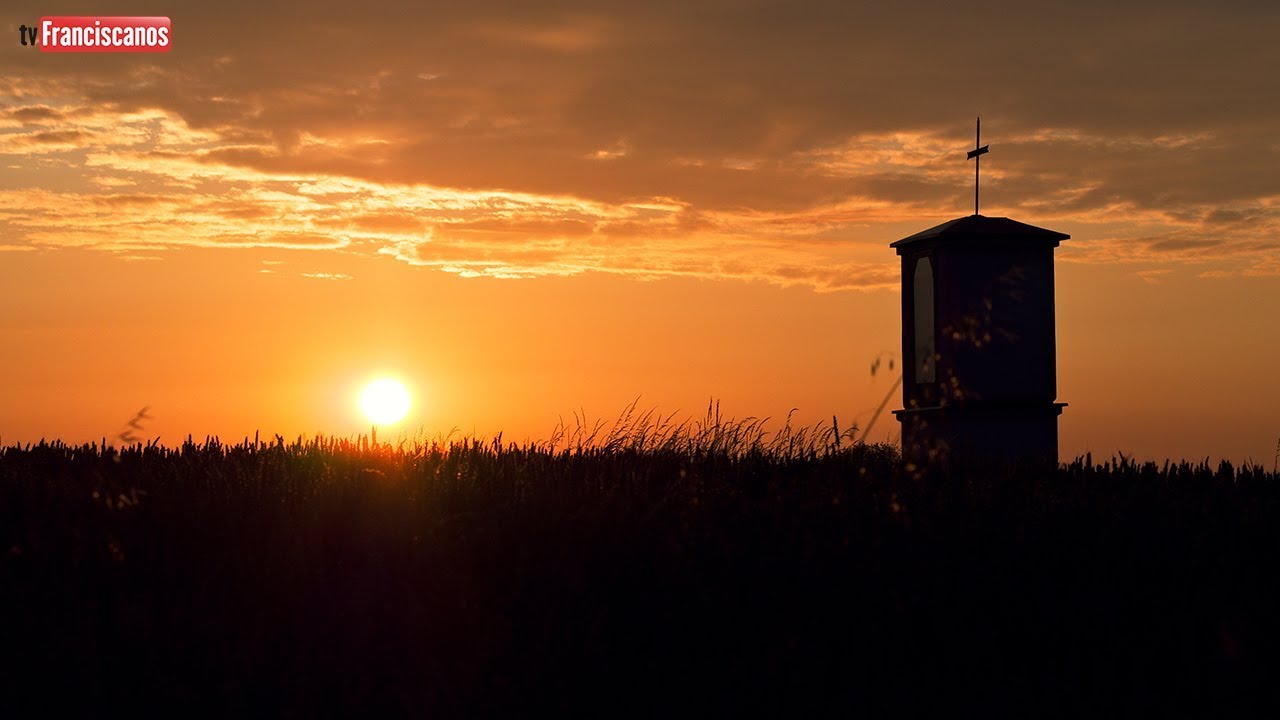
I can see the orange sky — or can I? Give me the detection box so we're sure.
[2,1,1278,463]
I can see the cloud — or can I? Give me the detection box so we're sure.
[0,0,1276,289]
[1136,268,1173,284]
[300,272,353,280]
[1147,237,1224,253]
[208,232,349,249]
[9,105,64,122]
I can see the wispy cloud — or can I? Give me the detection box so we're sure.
[300,272,353,280]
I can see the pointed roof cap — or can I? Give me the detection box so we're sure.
[890,214,1069,249]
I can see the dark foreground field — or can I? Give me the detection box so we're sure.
[2,426,1279,716]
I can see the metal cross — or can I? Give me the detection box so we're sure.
[966,117,989,216]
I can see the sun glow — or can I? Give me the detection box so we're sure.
[360,378,411,425]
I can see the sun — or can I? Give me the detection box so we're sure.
[360,378,411,425]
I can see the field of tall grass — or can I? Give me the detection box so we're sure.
[3,411,1278,716]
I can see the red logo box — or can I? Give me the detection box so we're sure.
[38,16,171,53]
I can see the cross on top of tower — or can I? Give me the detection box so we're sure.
[966,117,989,216]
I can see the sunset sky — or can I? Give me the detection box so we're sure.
[2,1,1277,463]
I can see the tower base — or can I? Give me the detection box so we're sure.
[894,402,1065,468]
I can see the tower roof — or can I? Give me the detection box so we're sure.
[890,214,1069,249]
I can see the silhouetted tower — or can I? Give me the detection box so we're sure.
[891,119,1068,466]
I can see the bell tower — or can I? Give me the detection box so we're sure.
[891,120,1068,466]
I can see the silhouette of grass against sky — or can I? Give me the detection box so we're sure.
[3,417,1279,715]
